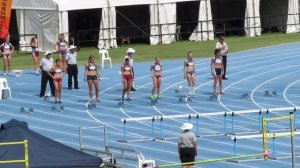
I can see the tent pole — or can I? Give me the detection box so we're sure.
[205,0,208,40]
[157,0,161,44]
[106,0,111,48]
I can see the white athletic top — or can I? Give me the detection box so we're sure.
[215,58,222,64]
[124,55,134,67]
[3,43,10,49]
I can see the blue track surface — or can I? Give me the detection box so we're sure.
[1,43,300,167]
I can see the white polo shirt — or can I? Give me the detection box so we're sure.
[66,52,77,65]
[40,57,53,71]
[216,42,228,56]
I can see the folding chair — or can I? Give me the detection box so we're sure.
[99,49,112,69]
[0,78,11,99]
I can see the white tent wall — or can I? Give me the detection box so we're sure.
[98,7,117,49]
[244,0,261,37]
[286,0,300,33]
[260,0,288,32]
[58,11,69,41]
[150,3,177,45]
[15,9,58,52]
[189,0,214,41]
[13,0,58,52]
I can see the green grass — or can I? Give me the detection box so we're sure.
[6,32,300,70]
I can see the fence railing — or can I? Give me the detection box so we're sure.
[72,13,300,48]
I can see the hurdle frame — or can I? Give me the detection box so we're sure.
[0,140,29,168]
[121,106,299,141]
[262,112,296,168]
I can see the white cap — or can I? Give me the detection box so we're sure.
[69,45,77,50]
[127,48,135,53]
[181,123,193,130]
[44,51,52,56]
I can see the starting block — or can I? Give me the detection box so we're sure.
[175,84,183,93]
[43,92,52,101]
[240,93,249,99]
[87,103,96,110]
[264,90,277,97]
[209,95,217,101]
[150,98,158,106]
[20,107,34,114]
[12,70,23,77]
[179,97,192,103]
[117,101,126,108]
[51,105,64,112]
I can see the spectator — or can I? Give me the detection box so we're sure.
[178,123,197,168]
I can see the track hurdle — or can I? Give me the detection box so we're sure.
[262,112,296,168]
[0,140,29,168]
[154,153,269,168]
[121,107,299,142]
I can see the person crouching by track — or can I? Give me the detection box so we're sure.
[84,55,100,102]
[121,58,134,101]
[184,51,196,97]
[0,36,14,75]
[66,45,79,90]
[150,56,162,99]
[211,49,224,96]
[178,123,197,168]
[48,59,65,104]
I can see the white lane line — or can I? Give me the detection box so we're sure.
[283,79,300,107]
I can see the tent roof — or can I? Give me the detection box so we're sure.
[12,0,57,10]
[0,119,102,168]
[13,0,199,11]
[53,0,199,11]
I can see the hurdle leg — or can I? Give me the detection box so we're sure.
[290,112,296,168]
[122,120,127,143]
[268,135,276,160]
[227,137,238,163]
[196,115,199,137]
[258,110,262,132]
[152,117,155,140]
[293,108,296,130]
[159,117,164,140]
[224,113,227,134]
[231,112,235,134]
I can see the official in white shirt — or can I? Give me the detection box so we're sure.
[40,51,55,97]
[124,48,136,91]
[216,36,228,79]
[66,45,79,89]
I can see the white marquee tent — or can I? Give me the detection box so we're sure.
[11,0,300,51]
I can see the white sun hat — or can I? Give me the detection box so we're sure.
[44,51,52,56]
[181,123,193,130]
[127,48,135,53]
[69,45,77,50]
